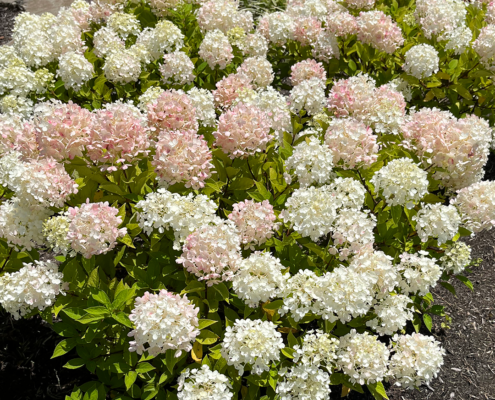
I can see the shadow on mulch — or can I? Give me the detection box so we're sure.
[0,311,91,400]
[0,2,23,46]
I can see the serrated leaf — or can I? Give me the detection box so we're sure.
[113,312,133,328]
[125,371,138,390]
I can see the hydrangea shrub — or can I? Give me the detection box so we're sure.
[0,0,494,399]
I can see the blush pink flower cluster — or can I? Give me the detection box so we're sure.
[66,200,127,259]
[152,130,214,190]
[326,12,359,37]
[177,221,241,286]
[357,11,404,54]
[293,17,323,47]
[325,118,379,169]
[228,200,278,249]
[88,103,150,171]
[0,115,37,158]
[213,73,253,109]
[34,101,92,161]
[401,108,492,189]
[147,90,199,135]
[290,59,326,86]
[215,103,273,158]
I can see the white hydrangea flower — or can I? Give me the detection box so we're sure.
[316,267,376,323]
[279,269,321,321]
[136,21,184,61]
[93,26,125,58]
[403,44,439,79]
[398,251,442,295]
[128,290,200,357]
[349,250,399,299]
[0,46,23,69]
[440,242,472,274]
[256,87,292,137]
[107,12,141,39]
[442,26,472,55]
[386,77,413,101]
[366,294,414,336]
[293,330,339,368]
[49,10,85,58]
[371,158,428,209]
[0,260,66,320]
[336,330,390,385]
[137,86,165,112]
[276,364,331,400]
[136,188,218,250]
[187,87,217,127]
[103,49,142,84]
[43,215,71,255]
[0,95,33,118]
[285,136,335,187]
[177,365,233,400]
[415,0,467,40]
[237,57,274,88]
[413,203,461,245]
[232,252,288,308]
[266,12,296,45]
[289,77,326,116]
[239,33,269,57]
[0,197,52,251]
[389,333,445,389]
[0,62,37,97]
[199,29,234,70]
[57,51,94,91]
[312,30,340,62]
[451,181,495,232]
[160,51,195,86]
[221,319,284,375]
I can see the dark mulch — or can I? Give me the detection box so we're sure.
[0,2,23,46]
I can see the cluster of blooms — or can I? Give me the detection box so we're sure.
[371,158,429,209]
[276,364,331,400]
[186,87,217,127]
[403,44,439,79]
[197,0,253,34]
[451,181,495,232]
[153,129,214,189]
[356,11,404,54]
[237,57,274,88]
[285,136,335,187]
[389,333,445,388]
[215,103,273,158]
[401,109,492,190]
[366,294,414,336]
[232,252,288,307]
[289,77,326,116]
[440,242,472,274]
[473,24,495,71]
[227,200,278,249]
[281,178,366,241]
[160,51,195,86]
[0,114,37,157]
[177,365,233,400]
[328,74,406,134]
[44,201,127,259]
[57,51,94,91]
[136,189,218,250]
[336,330,390,385]
[293,329,339,368]
[413,204,461,245]
[0,151,78,207]
[128,290,200,357]
[177,221,241,285]
[397,251,442,295]
[324,118,378,169]
[213,73,253,109]
[221,319,284,375]
[0,260,66,320]
[199,30,234,70]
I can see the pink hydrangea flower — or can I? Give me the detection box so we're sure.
[213,73,253,109]
[177,221,241,286]
[147,90,199,135]
[152,130,214,190]
[0,116,38,158]
[326,12,359,37]
[357,11,404,54]
[88,103,150,171]
[293,16,323,47]
[228,200,278,249]
[367,84,406,134]
[215,103,273,159]
[325,118,378,169]
[290,59,326,86]
[66,200,127,259]
[35,101,92,161]
[328,74,376,118]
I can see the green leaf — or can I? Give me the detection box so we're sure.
[125,371,138,390]
[212,283,230,303]
[423,314,433,332]
[118,234,136,249]
[112,288,136,311]
[198,319,218,330]
[455,275,473,290]
[181,280,206,295]
[51,338,77,359]
[391,205,402,225]
[440,281,456,296]
[254,181,272,200]
[196,330,218,345]
[229,177,254,191]
[64,358,85,369]
[281,347,295,358]
[262,300,284,310]
[92,291,112,308]
[84,306,110,316]
[367,382,389,400]
[113,312,133,328]
[135,362,155,374]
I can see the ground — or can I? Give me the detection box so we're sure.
[0,2,495,398]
